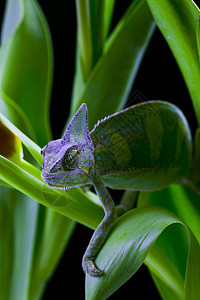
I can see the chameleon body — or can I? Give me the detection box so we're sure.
[41,102,192,276]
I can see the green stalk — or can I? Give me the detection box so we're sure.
[103,0,115,40]
[120,190,138,210]
[90,0,105,66]
[75,0,93,79]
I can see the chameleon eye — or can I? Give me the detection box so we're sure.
[40,149,45,156]
[63,146,80,169]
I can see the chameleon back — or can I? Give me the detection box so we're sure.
[90,101,192,190]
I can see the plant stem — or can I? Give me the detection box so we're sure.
[184,179,200,198]
[75,0,93,79]
[120,190,138,210]
[90,0,105,66]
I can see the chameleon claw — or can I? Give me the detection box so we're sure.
[82,258,104,277]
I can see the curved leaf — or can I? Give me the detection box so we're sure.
[138,184,200,244]
[86,207,200,300]
[29,210,76,300]
[0,2,76,300]
[146,0,200,125]
[0,112,42,166]
[102,0,115,40]
[138,184,200,299]
[0,0,53,145]
[0,154,103,229]
[0,119,22,163]
[0,186,39,300]
[70,0,155,130]
[0,90,37,141]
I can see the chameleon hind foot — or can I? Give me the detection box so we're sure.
[82,258,104,277]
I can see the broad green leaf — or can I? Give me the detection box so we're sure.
[138,184,200,299]
[188,128,200,197]
[0,112,42,166]
[0,0,53,145]
[0,90,37,141]
[151,272,184,300]
[138,185,200,245]
[0,114,34,190]
[146,0,200,125]
[1,0,21,41]
[0,2,42,292]
[74,0,115,95]
[0,186,39,300]
[0,2,78,299]
[29,210,76,299]
[197,15,200,65]
[0,187,14,300]
[86,207,200,300]
[103,0,115,40]
[70,0,155,130]
[0,154,104,229]
[0,119,22,163]
[146,241,185,299]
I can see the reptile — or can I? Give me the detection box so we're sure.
[41,101,192,277]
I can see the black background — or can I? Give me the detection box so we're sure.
[0,0,198,299]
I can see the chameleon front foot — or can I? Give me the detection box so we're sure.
[82,258,104,277]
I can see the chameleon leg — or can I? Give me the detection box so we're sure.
[82,176,117,277]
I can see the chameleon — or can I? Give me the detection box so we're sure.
[41,101,192,277]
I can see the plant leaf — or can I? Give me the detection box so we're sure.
[0,119,22,163]
[151,272,184,300]
[0,0,53,145]
[29,210,76,299]
[138,185,200,245]
[0,150,102,227]
[146,0,200,125]
[0,186,39,300]
[75,0,93,79]
[0,2,82,299]
[86,207,200,300]
[0,90,37,141]
[103,0,115,40]
[0,154,104,229]
[72,0,115,104]
[138,184,200,299]
[69,0,155,130]
[196,15,200,65]
[0,112,42,166]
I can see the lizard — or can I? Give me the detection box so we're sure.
[41,101,192,277]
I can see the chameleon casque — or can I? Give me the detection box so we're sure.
[41,101,192,277]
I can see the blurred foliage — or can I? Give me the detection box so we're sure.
[0,0,200,299]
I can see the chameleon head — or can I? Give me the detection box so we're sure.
[41,104,94,188]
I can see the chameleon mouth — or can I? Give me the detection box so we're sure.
[41,168,88,189]
[46,183,68,190]
[41,170,66,179]
[41,171,68,189]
